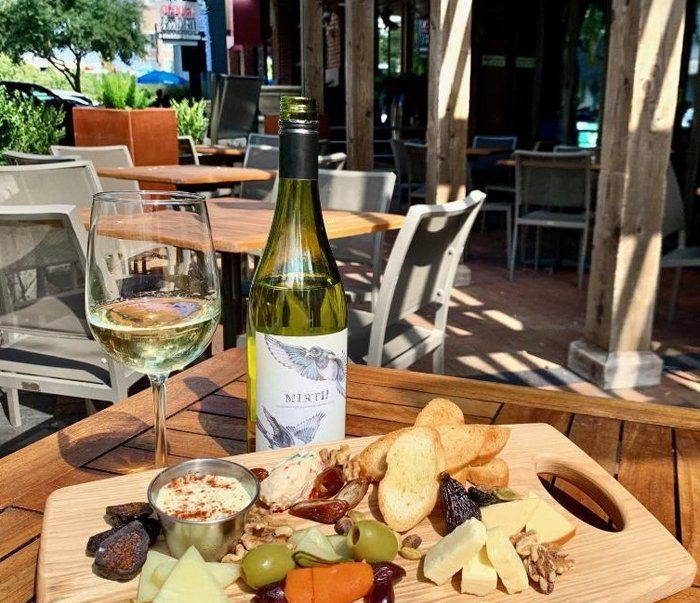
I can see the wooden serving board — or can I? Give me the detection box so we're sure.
[38,423,696,602]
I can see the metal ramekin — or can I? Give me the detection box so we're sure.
[147,458,260,561]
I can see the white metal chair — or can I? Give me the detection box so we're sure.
[348,192,485,373]
[50,144,139,191]
[509,151,593,288]
[0,205,142,426]
[318,152,347,170]
[317,170,396,309]
[3,151,80,165]
[177,135,200,165]
[0,161,101,208]
[660,165,700,320]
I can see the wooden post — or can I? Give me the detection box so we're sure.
[568,0,686,389]
[345,0,374,170]
[300,0,324,112]
[426,0,472,204]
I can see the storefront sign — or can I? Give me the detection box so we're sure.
[160,0,201,42]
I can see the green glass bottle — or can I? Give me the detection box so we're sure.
[246,96,347,451]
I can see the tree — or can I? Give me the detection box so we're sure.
[0,0,148,92]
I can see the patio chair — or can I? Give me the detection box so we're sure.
[50,144,139,191]
[3,151,79,165]
[248,134,279,148]
[389,139,411,203]
[318,152,347,170]
[0,161,101,208]
[660,165,700,320]
[177,135,200,165]
[240,143,279,200]
[404,142,427,204]
[348,192,485,373]
[0,205,141,426]
[209,74,263,145]
[318,169,396,309]
[509,150,593,288]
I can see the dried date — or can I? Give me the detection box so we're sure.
[251,467,269,482]
[288,499,349,524]
[309,465,345,499]
[334,478,369,510]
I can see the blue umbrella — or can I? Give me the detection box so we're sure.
[137,70,187,86]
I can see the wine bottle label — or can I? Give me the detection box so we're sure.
[255,330,347,451]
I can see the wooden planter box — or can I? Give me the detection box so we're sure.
[72,107,178,166]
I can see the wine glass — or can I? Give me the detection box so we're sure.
[86,191,220,468]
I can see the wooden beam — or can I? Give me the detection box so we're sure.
[300,0,324,112]
[345,0,374,170]
[568,0,686,389]
[426,0,472,204]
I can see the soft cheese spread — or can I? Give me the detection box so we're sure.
[156,473,252,521]
[259,450,326,511]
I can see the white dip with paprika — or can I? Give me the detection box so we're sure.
[156,472,252,521]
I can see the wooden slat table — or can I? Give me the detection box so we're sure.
[0,349,697,602]
[79,200,404,348]
[497,158,603,170]
[95,165,272,192]
[195,145,246,158]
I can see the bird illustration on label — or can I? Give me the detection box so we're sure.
[257,407,326,448]
[264,334,346,396]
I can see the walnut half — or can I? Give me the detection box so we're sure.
[511,530,574,594]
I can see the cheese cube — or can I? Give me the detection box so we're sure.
[423,518,487,586]
[485,527,529,594]
[461,546,497,596]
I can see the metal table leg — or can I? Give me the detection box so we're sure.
[221,252,243,349]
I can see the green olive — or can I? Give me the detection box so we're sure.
[346,520,398,563]
[240,543,296,589]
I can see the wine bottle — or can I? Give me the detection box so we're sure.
[246,96,348,452]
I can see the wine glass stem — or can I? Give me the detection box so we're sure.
[150,373,169,468]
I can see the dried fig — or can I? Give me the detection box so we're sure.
[439,472,480,533]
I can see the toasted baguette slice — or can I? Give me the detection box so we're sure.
[450,465,470,484]
[378,427,445,532]
[415,398,464,427]
[466,457,509,488]
[471,427,510,466]
[357,428,410,482]
[435,424,488,473]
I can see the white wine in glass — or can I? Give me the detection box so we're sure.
[86,191,220,468]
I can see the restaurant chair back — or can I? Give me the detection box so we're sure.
[0,205,140,426]
[50,144,139,192]
[473,135,518,150]
[404,142,427,204]
[509,150,593,288]
[318,169,396,309]
[177,136,200,165]
[318,152,347,170]
[240,143,279,200]
[348,192,485,373]
[248,133,279,148]
[209,74,263,144]
[3,151,80,166]
[0,161,101,209]
[660,165,700,320]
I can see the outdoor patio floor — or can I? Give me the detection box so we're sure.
[1,229,698,457]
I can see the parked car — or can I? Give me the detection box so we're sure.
[51,88,98,106]
[0,81,85,144]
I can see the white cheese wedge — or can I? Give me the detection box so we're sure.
[461,546,497,596]
[526,499,576,545]
[153,558,240,589]
[153,546,229,603]
[485,527,529,594]
[136,550,175,603]
[423,517,487,585]
[480,497,540,537]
